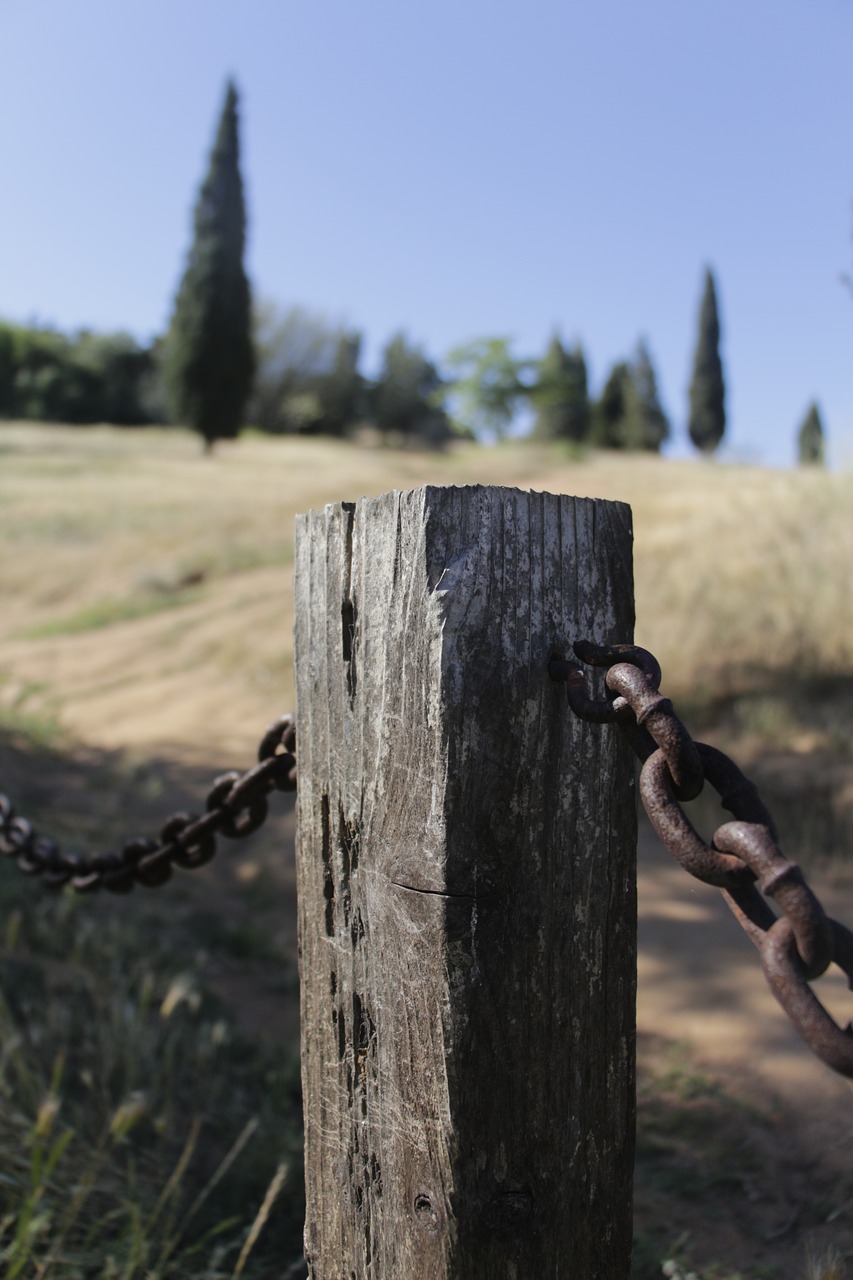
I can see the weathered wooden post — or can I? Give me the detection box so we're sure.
[294,485,636,1279]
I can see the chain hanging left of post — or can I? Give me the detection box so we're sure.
[0,716,297,893]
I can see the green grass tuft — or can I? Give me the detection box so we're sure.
[0,856,305,1278]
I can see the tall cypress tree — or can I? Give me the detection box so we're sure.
[688,267,725,455]
[166,80,254,451]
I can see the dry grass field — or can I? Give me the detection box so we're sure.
[2,422,852,753]
[1,421,852,1278]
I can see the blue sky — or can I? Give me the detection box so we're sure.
[2,0,852,465]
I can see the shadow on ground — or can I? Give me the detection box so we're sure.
[4,725,853,1278]
[0,726,300,1041]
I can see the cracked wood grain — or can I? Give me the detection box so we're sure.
[294,485,636,1279]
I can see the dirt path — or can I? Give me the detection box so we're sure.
[637,818,853,1123]
[636,819,853,1276]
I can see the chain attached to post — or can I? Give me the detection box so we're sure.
[3,649,853,1080]
[0,716,297,894]
[551,642,853,1080]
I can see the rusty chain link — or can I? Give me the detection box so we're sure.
[3,647,852,1080]
[0,715,296,894]
[550,642,853,1080]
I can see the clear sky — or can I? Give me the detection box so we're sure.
[2,0,852,466]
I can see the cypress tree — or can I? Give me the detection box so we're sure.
[165,80,254,451]
[688,267,726,455]
[623,338,669,452]
[531,334,590,443]
[590,361,631,449]
[797,401,825,465]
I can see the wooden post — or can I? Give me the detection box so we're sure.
[294,485,636,1279]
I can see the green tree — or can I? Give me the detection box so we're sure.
[530,334,589,443]
[312,331,365,436]
[66,331,158,425]
[6,325,72,421]
[590,361,631,449]
[0,325,16,416]
[797,401,825,465]
[371,332,452,446]
[165,80,254,452]
[620,338,669,452]
[688,267,725,455]
[444,337,532,439]
[0,321,160,424]
[249,303,345,434]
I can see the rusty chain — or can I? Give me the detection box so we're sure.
[2,647,852,1080]
[0,715,296,894]
[550,641,853,1081]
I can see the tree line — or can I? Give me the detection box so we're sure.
[0,310,674,450]
[0,325,163,426]
[1,80,827,465]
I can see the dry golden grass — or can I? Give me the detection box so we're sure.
[1,421,851,764]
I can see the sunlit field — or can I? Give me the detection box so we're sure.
[2,422,851,757]
[1,422,852,1278]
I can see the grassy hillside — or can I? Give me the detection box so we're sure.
[1,421,851,756]
[2,421,851,865]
